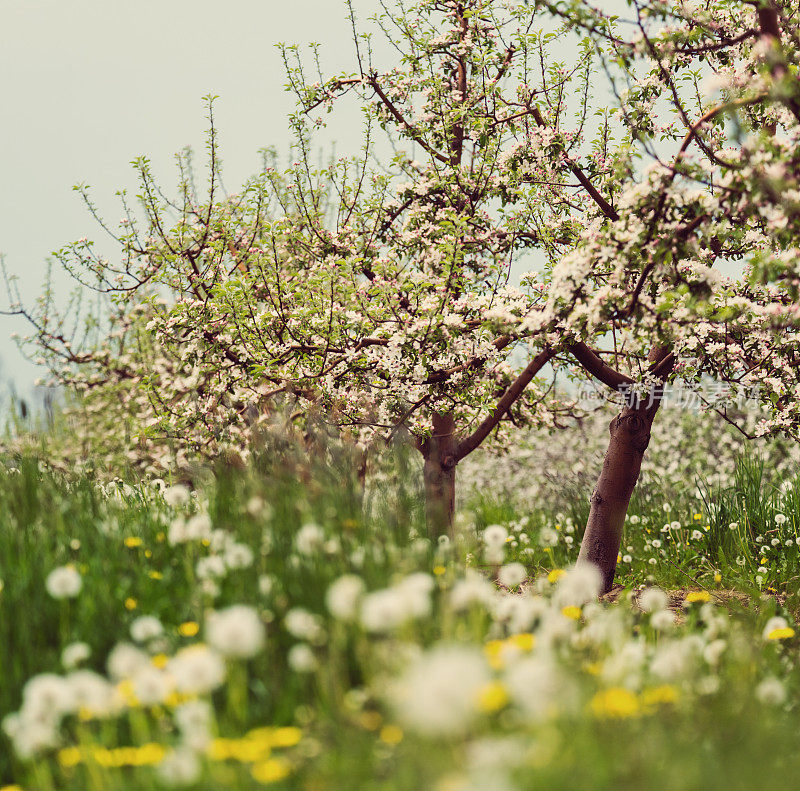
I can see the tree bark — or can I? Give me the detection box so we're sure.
[577,348,675,594]
[422,412,457,538]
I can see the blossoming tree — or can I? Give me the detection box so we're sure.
[536,0,800,589]
[17,0,800,589]
[10,0,637,535]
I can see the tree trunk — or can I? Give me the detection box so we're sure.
[577,402,657,593]
[422,413,457,538]
[577,348,674,594]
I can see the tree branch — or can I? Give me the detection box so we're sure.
[455,346,555,461]
[367,73,450,164]
[532,107,619,221]
[569,342,633,390]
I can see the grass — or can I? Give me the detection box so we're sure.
[1,442,800,790]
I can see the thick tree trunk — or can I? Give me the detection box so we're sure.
[577,402,658,593]
[422,413,457,538]
[577,348,674,594]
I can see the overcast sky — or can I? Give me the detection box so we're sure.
[1,1,644,407]
[0,0,379,397]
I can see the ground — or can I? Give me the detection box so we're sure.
[1,447,800,791]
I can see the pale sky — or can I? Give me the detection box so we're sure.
[1,0,638,406]
[0,0,375,397]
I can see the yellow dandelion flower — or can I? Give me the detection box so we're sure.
[561,605,582,620]
[270,726,303,748]
[583,661,601,676]
[57,746,83,767]
[144,549,152,558]
[590,687,640,719]
[251,757,292,784]
[713,573,722,583]
[547,569,565,583]
[178,621,200,637]
[151,653,169,668]
[640,685,678,707]
[135,743,166,765]
[245,727,274,746]
[484,639,506,670]
[693,514,702,521]
[124,536,143,548]
[684,591,711,603]
[124,598,138,611]
[230,739,268,763]
[148,570,163,580]
[156,532,166,543]
[508,632,535,652]
[476,681,509,713]
[120,747,138,767]
[164,691,193,707]
[116,679,139,707]
[91,747,115,767]
[433,565,446,576]
[379,725,404,745]
[766,627,795,640]
[207,738,233,761]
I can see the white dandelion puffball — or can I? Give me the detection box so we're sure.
[497,563,526,589]
[483,524,508,548]
[505,656,565,720]
[650,609,676,631]
[450,571,495,611]
[553,564,602,608]
[163,484,190,508]
[205,605,265,659]
[67,670,119,718]
[295,522,325,555]
[288,643,319,673]
[225,542,254,570]
[45,565,82,599]
[107,643,150,681]
[756,677,786,705]
[639,587,669,613]
[326,575,365,621]
[184,513,212,542]
[174,699,213,750]
[360,588,409,633]
[285,608,324,643]
[168,646,226,695]
[130,615,164,643]
[132,666,174,707]
[391,644,489,736]
[61,642,91,670]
